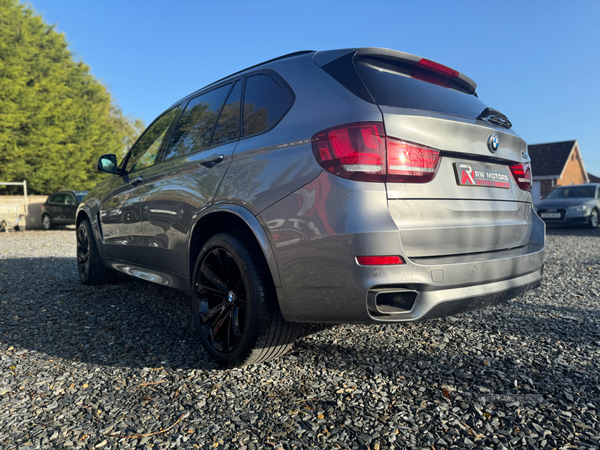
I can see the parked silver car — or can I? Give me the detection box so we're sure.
[535,183,600,228]
[76,48,545,367]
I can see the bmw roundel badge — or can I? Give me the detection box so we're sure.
[487,133,499,153]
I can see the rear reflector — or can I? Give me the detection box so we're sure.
[357,256,405,265]
[311,122,440,183]
[509,162,532,191]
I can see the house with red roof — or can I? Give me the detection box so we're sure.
[527,140,589,202]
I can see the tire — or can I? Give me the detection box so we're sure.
[192,232,299,367]
[589,208,599,229]
[77,219,117,285]
[42,214,52,231]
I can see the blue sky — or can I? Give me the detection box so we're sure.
[28,0,600,176]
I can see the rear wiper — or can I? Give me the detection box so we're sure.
[477,107,512,129]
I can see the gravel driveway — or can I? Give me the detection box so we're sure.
[1,228,599,449]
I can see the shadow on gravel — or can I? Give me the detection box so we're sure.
[293,317,600,393]
[545,227,600,237]
[0,256,222,371]
[2,256,598,380]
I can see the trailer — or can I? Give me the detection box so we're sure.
[0,181,28,232]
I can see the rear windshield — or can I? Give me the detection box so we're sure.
[547,186,597,199]
[355,57,488,120]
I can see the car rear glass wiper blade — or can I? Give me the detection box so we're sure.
[477,107,512,129]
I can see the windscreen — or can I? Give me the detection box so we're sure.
[355,57,488,120]
[547,186,596,199]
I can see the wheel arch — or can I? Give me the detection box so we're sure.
[76,205,109,258]
[76,208,91,228]
[188,205,282,290]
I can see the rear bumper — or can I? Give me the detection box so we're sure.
[262,171,546,324]
[417,273,541,321]
[272,204,545,324]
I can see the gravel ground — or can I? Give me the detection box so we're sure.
[1,227,599,450]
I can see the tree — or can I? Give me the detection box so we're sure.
[0,0,144,194]
[109,105,145,158]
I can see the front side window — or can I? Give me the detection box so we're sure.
[126,107,181,173]
[64,194,76,205]
[243,74,291,137]
[163,84,231,161]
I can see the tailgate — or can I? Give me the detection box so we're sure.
[382,108,532,258]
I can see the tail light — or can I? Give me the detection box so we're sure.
[311,122,440,183]
[510,162,532,191]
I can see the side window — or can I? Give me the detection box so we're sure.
[163,84,231,161]
[50,194,64,203]
[126,107,181,173]
[243,74,291,137]
[64,194,76,205]
[212,81,241,146]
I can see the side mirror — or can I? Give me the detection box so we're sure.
[97,154,119,174]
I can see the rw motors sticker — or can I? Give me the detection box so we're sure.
[453,162,511,189]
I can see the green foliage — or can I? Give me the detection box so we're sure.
[0,0,144,194]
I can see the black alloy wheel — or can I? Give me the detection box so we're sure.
[196,246,247,353]
[76,220,117,285]
[77,222,91,281]
[192,232,299,367]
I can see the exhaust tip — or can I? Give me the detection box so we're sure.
[368,289,419,316]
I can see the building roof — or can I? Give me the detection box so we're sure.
[528,140,576,177]
[588,172,600,183]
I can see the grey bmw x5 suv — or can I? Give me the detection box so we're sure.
[77,48,545,367]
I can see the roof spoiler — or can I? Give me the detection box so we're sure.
[314,47,477,95]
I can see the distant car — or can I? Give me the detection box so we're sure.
[41,190,88,230]
[536,183,600,228]
[76,48,545,367]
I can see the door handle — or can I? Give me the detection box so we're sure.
[198,154,224,167]
[130,176,143,186]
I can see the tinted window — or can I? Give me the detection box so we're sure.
[163,84,231,160]
[126,107,181,172]
[243,74,290,137]
[64,194,76,205]
[212,81,241,146]
[49,194,64,203]
[355,57,488,120]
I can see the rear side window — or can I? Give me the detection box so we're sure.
[163,84,231,160]
[355,57,487,120]
[243,74,291,137]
